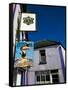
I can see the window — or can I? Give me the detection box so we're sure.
[51,70,59,84]
[35,71,50,84]
[35,70,59,84]
[41,75,45,81]
[39,50,46,64]
[52,74,59,83]
[51,70,58,73]
[46,75,50,81]
[37,76,40,82]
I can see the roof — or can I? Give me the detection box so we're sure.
[34,40,60,49]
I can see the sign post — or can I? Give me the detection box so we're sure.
[14,12,36,86]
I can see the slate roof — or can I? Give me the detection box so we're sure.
[34,40,60,49]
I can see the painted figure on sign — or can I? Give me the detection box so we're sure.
[20,44,30,66]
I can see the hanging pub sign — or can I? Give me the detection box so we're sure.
[20,13,36,31]
[14,41,34,68]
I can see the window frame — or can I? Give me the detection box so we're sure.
[35,70,59,84]
[39,49,46,64]
[35,71,50,84]
[51,69,59,84]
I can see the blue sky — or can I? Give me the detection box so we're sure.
[27,5,66,48]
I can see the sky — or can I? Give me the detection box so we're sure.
[27,4,66,48]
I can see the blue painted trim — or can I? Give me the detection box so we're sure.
[58,46,65,81]
[21,70,25,85]
[26,69,28,85]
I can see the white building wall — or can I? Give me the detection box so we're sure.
[28,71,35,85]
[58,69,64,83]
[29,45,62,71]
[16,73,21,86]
[13,4,21,54]
[46,46,62,69]
[28,45,65,84]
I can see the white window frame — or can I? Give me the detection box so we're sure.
[35,71,50,84]
[39,49,46,64]
[35,70,59,84]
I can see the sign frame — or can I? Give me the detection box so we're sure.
[20,13,36,31]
